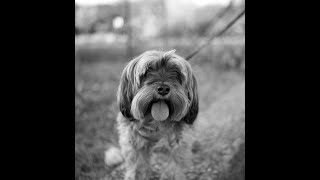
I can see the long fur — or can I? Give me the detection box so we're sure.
[115,50,199,180]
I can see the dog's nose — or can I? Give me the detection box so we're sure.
[157,85,170,96]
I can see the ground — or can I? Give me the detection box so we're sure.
[75,41,245,180]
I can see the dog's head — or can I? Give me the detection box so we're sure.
[117,50,198,126]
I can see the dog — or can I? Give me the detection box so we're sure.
[116,50,198,180]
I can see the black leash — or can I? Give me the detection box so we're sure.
[185,9,245,61]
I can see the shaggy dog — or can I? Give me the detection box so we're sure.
[115,50,198,180]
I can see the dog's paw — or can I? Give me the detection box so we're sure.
[174,169,187,180]
[104,146,124,167]
[160,164,186,180]
[160,172,186,180]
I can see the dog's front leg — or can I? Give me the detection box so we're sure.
[123,147,152,180]
[160,138,191,180]
[120,133,153,180]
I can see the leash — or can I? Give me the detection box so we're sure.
[185,9,245,61]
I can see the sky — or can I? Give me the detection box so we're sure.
[75,0,241,7]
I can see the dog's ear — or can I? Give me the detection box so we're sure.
[182,74,199,124]
[117,59,138,119]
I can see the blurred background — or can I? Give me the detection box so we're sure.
[75,0,245,179]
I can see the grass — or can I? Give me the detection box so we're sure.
[75,40,245,180]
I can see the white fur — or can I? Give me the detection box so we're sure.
[104,146,124,167]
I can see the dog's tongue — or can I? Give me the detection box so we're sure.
[151,101,169,121]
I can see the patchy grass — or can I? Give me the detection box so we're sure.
[75,42,245,180]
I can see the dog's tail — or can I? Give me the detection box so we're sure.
[104,146,124,167]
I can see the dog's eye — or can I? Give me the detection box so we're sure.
[140,74,147,82]
[172,71,183,84]
[140,70,153,84]
[142,69,151,78]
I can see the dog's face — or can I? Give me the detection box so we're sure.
[117,50,198,128]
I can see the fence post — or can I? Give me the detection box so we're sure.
[124,0,133,59]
